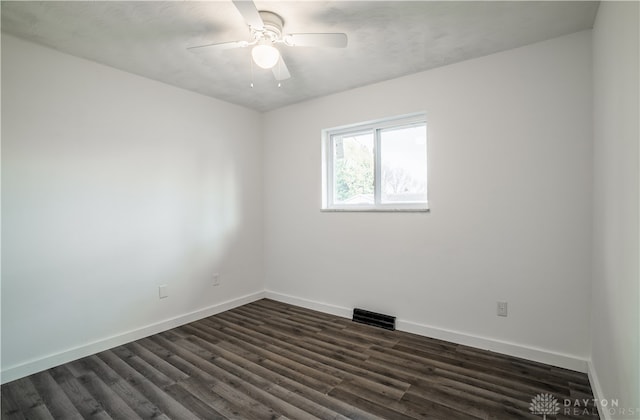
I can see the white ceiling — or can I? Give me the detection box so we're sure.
[1,1,599,112]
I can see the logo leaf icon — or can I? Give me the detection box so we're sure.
[529,393,560,419]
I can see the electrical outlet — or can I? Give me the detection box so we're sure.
[497,301,508,317]
[213,273,220,286]
[159,285,168,299]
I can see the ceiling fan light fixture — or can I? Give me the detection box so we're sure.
[251,44,280,69]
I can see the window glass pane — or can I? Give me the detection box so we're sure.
[333,132,374,205]
[380,125,427,203]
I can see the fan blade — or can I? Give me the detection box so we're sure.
[284,33,348,48]
[272,56,291,81]
[232,0,264,29]
[187,40,247,54]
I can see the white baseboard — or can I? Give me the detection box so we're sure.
[397,319,588,373]
[264,290,588,373]
[1,291,265,384]
[587,361,609,420]
[3,290,590,385]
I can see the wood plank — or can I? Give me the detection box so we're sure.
[29,371,83,420]
[97,349,199,420]
[256,299,349,324]
[367,344,571,397]
[205,314,412,391]
[149,335,284,420]
[1,377,54,420]
[400,390,481,420]
[74,372,143,420]
[179,330,386,420]
[1,382,27,420]
[194,318,348,386]
[124,341,190,382]
[327,387,416,420]
[252,299,349,330]
[109,345,176,389]
[136,336,217,383]
[177,377,273,420]
[174,337,325,420]
[48,365,113,420]
[164,382,229,420]
[182,333,367,420]
[404,383,539,420]
[72,354,171,419]
[183,325,340,392]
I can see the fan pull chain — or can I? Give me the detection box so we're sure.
[277,58,282,88]
[250,55,254,88]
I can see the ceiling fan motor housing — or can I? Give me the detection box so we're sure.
[254,11,284,42]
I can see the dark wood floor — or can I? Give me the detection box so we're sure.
[2,299,598,420]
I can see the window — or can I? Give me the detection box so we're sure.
[322,113,428,211]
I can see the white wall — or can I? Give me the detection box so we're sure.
[591,2,640,418]
[263,31,593,368]
[1,35,264,381]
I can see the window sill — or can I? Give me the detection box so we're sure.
[320,208,430,213]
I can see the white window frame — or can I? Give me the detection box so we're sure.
[322,113,429,212]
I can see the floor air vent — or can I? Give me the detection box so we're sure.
[352,308,396,330]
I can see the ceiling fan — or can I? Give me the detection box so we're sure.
[187,0,348,82]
